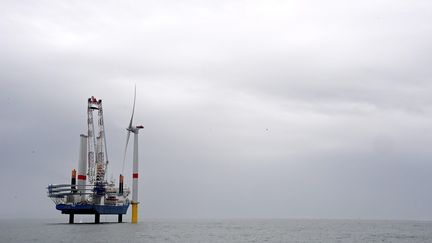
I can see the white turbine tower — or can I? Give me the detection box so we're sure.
[122,86,143,224]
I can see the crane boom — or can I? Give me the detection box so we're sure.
[87,96,108,185]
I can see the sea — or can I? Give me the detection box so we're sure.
[1,218,432,242]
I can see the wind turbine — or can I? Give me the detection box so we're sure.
[122,86,144,224]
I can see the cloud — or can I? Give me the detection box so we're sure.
[1,0,432,219]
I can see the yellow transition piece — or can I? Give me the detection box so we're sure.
[131,203,138,224]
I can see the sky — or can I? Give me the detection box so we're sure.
[1,0,432,220]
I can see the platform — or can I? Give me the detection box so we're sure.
[56,204,130,223]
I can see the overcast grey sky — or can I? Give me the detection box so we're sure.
[1,0,432,220]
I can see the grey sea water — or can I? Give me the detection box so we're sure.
[1,218,431,242]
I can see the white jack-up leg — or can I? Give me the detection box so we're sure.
[77,134,88,201]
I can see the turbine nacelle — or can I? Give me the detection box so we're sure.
[127,125,144,134]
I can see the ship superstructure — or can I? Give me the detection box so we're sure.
[47,96,133,224]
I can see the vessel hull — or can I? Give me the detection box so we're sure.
[56,204,129,215]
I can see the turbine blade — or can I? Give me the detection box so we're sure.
[123,85,136,173]
[128,85,136,129]
[121,130,131,173]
